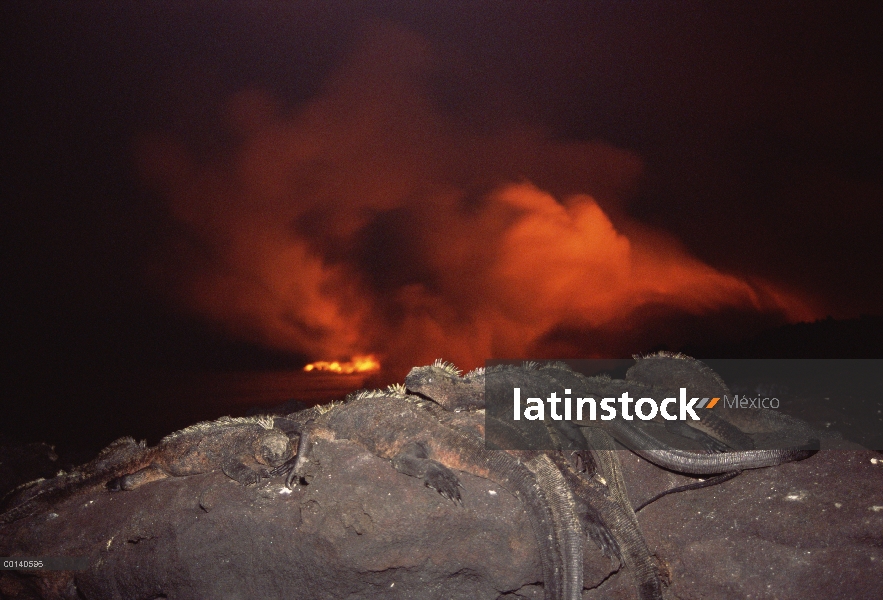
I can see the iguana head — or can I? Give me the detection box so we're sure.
[405,360,485,411]
[255,429,295,467]
[404,360,459,400]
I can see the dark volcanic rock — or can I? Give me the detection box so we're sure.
[583,448,883,600]
[1,434,881,599]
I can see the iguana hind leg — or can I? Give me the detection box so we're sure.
[107,464,170,491]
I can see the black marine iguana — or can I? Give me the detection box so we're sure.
[0,415,294,523]
[402,353,821,600]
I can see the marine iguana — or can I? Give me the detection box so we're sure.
[403,353,821,600]
[0,415,294,523]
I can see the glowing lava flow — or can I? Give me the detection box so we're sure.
[303,355,381,374]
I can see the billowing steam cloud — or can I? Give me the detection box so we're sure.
[138,25,818,375]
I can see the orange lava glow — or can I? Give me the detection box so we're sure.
[137,25,822,377]
[304,355,381,374]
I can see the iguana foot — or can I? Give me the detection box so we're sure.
[269,457,296,479]
[391,442,463,504]
[420,460,463,504]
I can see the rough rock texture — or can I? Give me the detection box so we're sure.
[588,448,883,600]
[1,440,881,598]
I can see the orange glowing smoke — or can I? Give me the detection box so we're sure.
[304,355,381,374]
[137,25,821,376]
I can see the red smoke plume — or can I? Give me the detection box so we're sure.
[138,25,819,376]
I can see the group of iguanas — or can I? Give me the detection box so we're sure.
[1,352,821,600]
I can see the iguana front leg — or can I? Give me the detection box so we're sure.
[390,441,463,504]
[270,418,316,489]
[221,459,266,486]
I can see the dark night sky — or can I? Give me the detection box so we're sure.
[3,2,882,446]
